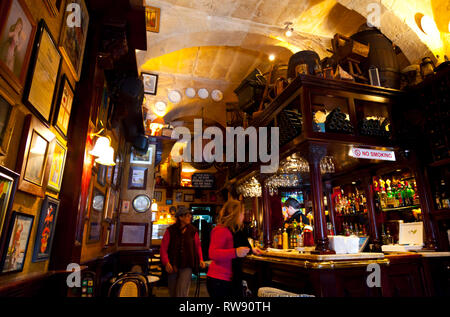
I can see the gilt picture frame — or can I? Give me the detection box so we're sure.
[53,75,74,139]
[47,139,67,193]
[32,195,60,262]
[0,0,37,94]
[145,6,160,33]
[22,19,61,125]
[15,115,55,197]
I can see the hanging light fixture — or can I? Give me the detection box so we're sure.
[89,128,116,166]
[151,199,158,212]
[284,22,294,37]
[149,116,165,136]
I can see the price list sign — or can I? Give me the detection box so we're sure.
[191,173,215,189]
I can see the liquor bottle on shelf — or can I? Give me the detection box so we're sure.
[381,224,387,245]
[277,228,283,249]
[290,223,298,248]
[282,226,289,249]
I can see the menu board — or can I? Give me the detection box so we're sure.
[191,173,215,189]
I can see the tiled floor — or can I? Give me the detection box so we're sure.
[152,274,210,297]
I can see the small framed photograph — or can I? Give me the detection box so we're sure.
[0,89,16,157]
[118,222,149,247]
[87,186,104,243]
[59,0,89,81]
[128,166,148,190]
[166,199,173,205]
[1,211,34,274]
[106,166,113,185]
[97,165,106,186]
[142,73,158,95]
[130,144,155,165]
[175,192,183,202]
[184,194,194,202]
[47,139,67,193]
[53,75,74,139]
[32,196,60,262]
[22,19,62,125]
[0,0,37,93]
[145,6,160,33]
[153,191,162,202]
[104,188,116,221]
[121,200,130,214]
[0,166,20,260]
[15,115,55,197]
[106,222,117,246]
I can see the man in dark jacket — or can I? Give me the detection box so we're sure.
[283,197,310,225]
[161,208,205,297]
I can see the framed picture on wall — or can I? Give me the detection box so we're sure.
[145,6,160,33]
[107,221,117,246]
[141,73,158,95]
[104,188,116,221]
[15,115,55,197]
[0,0,37,93]
[128,166,148,190]
[175,192,183,202]
[0,166,20,263]
[59,0,89,81]
[120,200,130,214]
[106,166,113,185]
[118,222,148,247]
[1,211,34,274]
[166,199,173,205]
[32,196,60,262]
[153,191,162,202]
[97,165,106,186]
[22,19,62,125]
[53,75,74,139]
[184,194,194,202]
[0,90,16,157]
[47,139,67,193]
[87,187,104,243]
[130,145,155,165]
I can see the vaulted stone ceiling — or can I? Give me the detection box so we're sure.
[137,0,449,127]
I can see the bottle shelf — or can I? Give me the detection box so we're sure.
[336,212,368,217]
[381,205,420,212]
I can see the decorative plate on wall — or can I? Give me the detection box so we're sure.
[168,90,182,104]
[132,194,151,213]
[185,88,196,98]
[211,89,223,102]
[198,88,209,99]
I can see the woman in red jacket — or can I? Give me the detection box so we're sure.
[207,200,259,297]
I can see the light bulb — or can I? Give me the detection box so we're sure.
[269,54,275,61]
[285,29,292,37]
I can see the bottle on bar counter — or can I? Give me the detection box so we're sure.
[290,223,298,248]
[282,225,289,249]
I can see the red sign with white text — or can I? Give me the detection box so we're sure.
[350,148,396,161]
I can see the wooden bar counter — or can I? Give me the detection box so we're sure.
[241,250,450,297]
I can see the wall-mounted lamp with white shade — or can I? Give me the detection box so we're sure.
[89,128,116,166]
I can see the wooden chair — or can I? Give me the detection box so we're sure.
[107,273,149,297]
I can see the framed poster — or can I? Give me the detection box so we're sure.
[0,90,16,156]
[15,115,55,197]
[97,165,106,186]
[47,139,67,193]
[32,196,60,262]
[141,73,158,95]
[53,75,74,139]
[145,6,160,33]
[128,166,148,190]
[0,0,37,93]
[104,188,116,221]
[22,19,62,125]
[175,192,183,202]
[130,145,155,165]
[1,211,34,274]
[59,0,89,81]
[184,194,194,202]
[0,166,19,262]
[118,222,148,247]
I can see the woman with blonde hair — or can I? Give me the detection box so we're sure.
[206,199,261,297]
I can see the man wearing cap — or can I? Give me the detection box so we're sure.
[161,208,206,297]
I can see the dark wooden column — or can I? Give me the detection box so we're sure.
[362,174,382,251]
[411,158,438,250]
[307,144,334,254]
[325,181,337,235]
[262,185,272,248]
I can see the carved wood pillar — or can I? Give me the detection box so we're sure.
[307,144,334,254]
[362,174,382,252]
[325,181,337,235]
